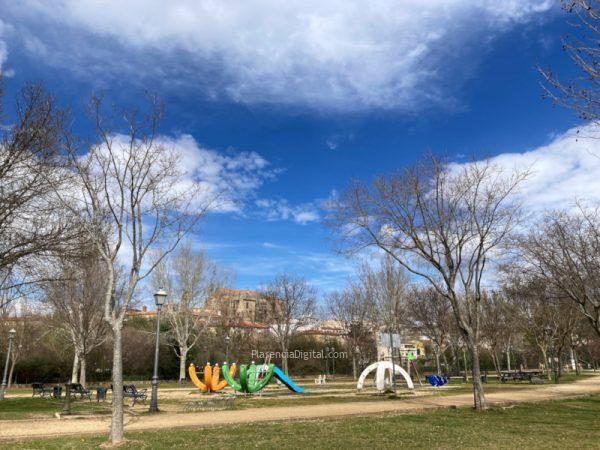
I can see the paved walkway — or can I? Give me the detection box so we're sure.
[1,375,599,441]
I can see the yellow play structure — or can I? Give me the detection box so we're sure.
[188,362,235,393]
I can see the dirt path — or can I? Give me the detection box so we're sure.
[1,375,599,442]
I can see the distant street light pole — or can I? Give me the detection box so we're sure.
[149,288,167,413]
[0,329,16,401]
[225,335,231,362]
[324,347,330,375]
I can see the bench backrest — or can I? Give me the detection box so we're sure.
[32,383,44,390]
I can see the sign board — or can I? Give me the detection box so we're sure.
[379,332,401,347]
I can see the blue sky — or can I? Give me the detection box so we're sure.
[0,1,592,295]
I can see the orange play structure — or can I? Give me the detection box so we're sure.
[188,362,235,392]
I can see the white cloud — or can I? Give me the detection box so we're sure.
[2,0,555,110]
[0,19,11,73]
[84,133,275,215]
[456,124,600,214]
[164,134,276,213]
[255,198,320,225]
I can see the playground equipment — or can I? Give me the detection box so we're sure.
[426,374,449,387]
[221,362,304,394]
[189,363,233,393]
[357,361,414,391]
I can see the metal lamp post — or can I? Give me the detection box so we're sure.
[324,347,330,375]
[149,288,167,413]
[388,328,397,392]
[0,328,16,400]
[225,335,231,363]
[544,327,558,384]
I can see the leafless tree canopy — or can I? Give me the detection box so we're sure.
[519,207,600,337]
[262,273,316,375]
[329,154,527,410]
[152,241,230,381]
[407,286,453,375]
[0,81,78,303]
[45,245,109,387]
[325,284,376,379]
[541,1,600,124]
[61,95,212,444]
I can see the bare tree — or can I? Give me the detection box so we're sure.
[262,274,316,375]
[407,287,453,375]
[330,155,526,410]
[354,256,409,376]
[0,80,77,305]
[480,291,516,377]
[46,247,109,387]
[152,241,229,382]
[325,286,375,379]
[62,95,211,444]
[540,1,600,125]
[520,208,600,337]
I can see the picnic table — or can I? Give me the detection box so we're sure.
[500,370,544,383]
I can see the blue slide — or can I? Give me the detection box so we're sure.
[273,366,304,393]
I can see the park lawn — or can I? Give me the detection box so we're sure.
[2,395,599,449]
[0,398,109,420]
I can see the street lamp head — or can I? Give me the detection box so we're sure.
[154,288,167,308]
[225,336,230,343]
[8,329,16,338]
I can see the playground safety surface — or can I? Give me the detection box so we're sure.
[1,374,599,441]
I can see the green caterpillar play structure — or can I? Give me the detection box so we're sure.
[220,362,304,394]
[221,362,275,393]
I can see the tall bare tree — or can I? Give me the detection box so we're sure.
[262,274,316,375]
[61,95,210,444]
[330,155,526,410]
[152,241,229,382]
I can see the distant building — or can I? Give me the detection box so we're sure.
[205,288,273,323]
[376,329,426,363]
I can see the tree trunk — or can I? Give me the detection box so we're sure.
[541,348,551,380]
[79,355,87,387]
[71,352,79,384]
[441,352,450,376]
[506,348,511,371]
[281,344,289,375]
[179,346,188,382]
[491,351,501,379]
[109,324,124,444]
[468,338,487,411]
[434,348,441,376]
[462,348,469,381]
[352,355,357,380]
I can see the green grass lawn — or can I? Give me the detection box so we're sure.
[2,395,599,449]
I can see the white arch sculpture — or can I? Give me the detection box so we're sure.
[357,361,414,391]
